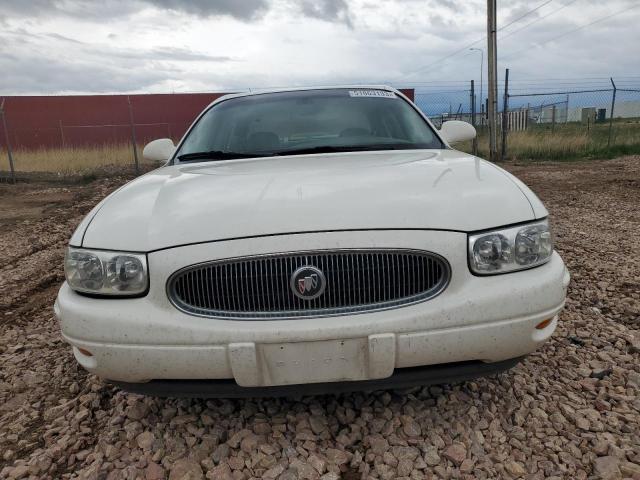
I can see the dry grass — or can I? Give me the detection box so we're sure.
[459,118,640,161]
[1,119,638,176]
[0,144,151,174]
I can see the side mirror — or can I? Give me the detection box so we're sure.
[439,121,477,144]
[143,138,176,164]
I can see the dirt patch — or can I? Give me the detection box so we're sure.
[0,186,73,225]
[0,158,639,479]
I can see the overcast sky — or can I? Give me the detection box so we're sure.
[1,0,638,95]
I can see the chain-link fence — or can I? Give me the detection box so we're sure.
[412,76,640,161]
[2,78,639,181]
[498,78,640,161]
[0,93,222,182]
[414,89,475,128]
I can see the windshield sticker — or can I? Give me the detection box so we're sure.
[349,90,396,99]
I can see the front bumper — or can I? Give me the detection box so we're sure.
[56,230,570,388]
[113,357,524,398]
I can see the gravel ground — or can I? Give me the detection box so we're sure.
[0,157,639,480]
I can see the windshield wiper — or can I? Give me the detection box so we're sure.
[271,143,417,157]
[177,150,273,162]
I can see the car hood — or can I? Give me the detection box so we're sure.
[77,149,546,252]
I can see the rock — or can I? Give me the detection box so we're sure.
[227,429,252,449]
[320,473,340,480]
[590,368,613,379]
[391,446,420,461]
[593,456,622,480]
[240,434,258,453]
[397,458,414,476]
[368,434,389,455]
[530,407,548,420]
[171,414,198,426]
[8,465,30,479]
[262,464,285,479]
[460,459,475,473]
[620,462,640,477]
[227,456,245,470]
[169,459,204,480]
[279,468,301,480]
[593,440,610,456]
[309,415,327,434]
[145,462,165,480]
[400,415,421,437]
[211,443,230,464]
[424,447,441,466]
[504,460,527,477]
[442,443,466,466]
[308,454,327,474]
[137,431,155,450]
[253,422,272,435]
[627,371,640,388]
[325,449,349,466]
[205,463,233,480]
[126,402,149,420]
[290,458,319,479]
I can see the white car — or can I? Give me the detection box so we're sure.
[55,86,569,397]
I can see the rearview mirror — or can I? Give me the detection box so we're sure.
[143,138,176,164]
[439,121,477,144]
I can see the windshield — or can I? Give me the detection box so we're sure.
[175,88,443,161]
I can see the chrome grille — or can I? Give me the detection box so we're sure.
[167,250,449,319]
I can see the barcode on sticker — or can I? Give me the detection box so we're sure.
[349,90,396,98]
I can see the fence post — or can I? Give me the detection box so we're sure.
[127,96,140,175]
[607,78,617,148]
[470,80,478,156]
[551,105,556,133]
[0,99,16,184]
[59,120,66,148]
[500,68,509,161]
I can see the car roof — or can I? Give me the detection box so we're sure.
[208,85,404,109]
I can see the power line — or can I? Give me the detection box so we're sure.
[500,0,555,32]
[498,0,579,41]
[399,0,556,78]
[503,4,640,58]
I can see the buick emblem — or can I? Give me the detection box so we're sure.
[290,265,326,300]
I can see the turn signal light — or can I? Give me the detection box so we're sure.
[78,347,94,357]
[535,318,553,330]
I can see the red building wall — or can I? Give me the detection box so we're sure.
[1,89,415,150]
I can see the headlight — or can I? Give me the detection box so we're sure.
[468,220,553,275]
[65,247,148,296]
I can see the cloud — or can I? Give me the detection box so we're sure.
[0,0,355,24]
[0,50,168,94]
[0,0,638,95]
[0,0,140,21]
[142,0,269,21]
[45,32,85,44]
[105,46,236,63]
[298,0,353,26]
[0,28,236,94]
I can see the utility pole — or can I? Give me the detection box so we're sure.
[487,0,498,162]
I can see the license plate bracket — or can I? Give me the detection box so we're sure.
[259,338,368,386]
